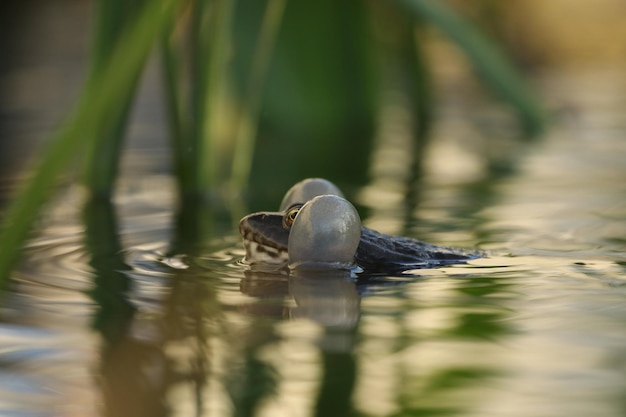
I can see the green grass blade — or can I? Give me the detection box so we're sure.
[0,0,177,292]
[188,0,212,196]
[175,0,235,198]
[83,0,150,198]
[230,0,286,195]
[403,24,433,142]
[160,10,188,193]
[202,0,236,192]
[396,0,545,136]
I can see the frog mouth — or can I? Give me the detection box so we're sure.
[238,211,289,264]
[241,239,287,264]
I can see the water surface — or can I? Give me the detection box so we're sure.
[1,70,625,417]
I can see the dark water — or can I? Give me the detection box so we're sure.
[1,68,626,417]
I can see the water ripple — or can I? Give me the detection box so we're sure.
[0,324,98,417]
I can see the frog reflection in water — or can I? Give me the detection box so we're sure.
[238,178,482,272]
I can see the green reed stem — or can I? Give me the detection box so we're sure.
[189,0,212,195]
[165,0,235,199]
[83,0,148,198]
[160,9,187,193]
[397,0,545,136]
[204,0,236,192]
[0,0,176,292]
[403,24,432,142]
[230,0,286,195]
[401,21,433,222]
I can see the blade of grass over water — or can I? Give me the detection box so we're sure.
[203,0,236,193]
[396,0,545,137]
[83,0,149,199]
[230,0,286,196]
[160,0,206,198]
[399,21,433,221]
[162,0,235,199]
[402,23,432,142]
[0,0,177,291]
[160,11,187,188]
[188,0,214,195]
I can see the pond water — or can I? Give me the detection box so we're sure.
[1,69,625,417]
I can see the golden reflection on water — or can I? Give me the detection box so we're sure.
[259,328,323,417]
[0,324,99,416]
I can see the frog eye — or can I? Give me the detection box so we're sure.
[283,204,303,230]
